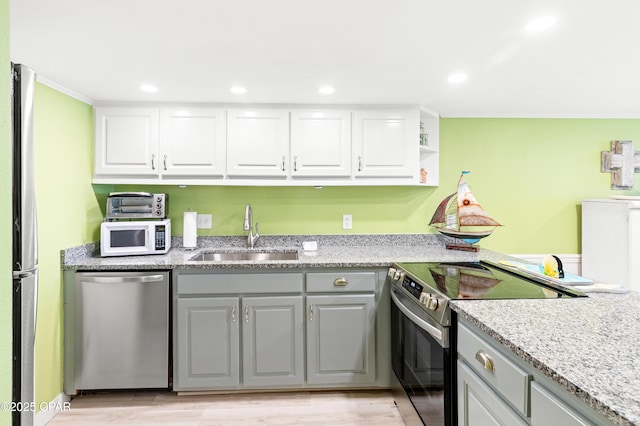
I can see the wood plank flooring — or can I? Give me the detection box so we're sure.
[47,390,405,425]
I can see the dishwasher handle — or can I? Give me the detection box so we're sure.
[80,275,166,283]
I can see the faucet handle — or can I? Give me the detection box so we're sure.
[254,223,260,237]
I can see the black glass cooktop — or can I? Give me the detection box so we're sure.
[394,261,586,300]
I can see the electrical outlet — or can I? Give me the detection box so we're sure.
[342,214,352,230]
[197,214,212,229]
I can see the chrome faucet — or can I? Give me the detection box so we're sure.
[243,204,260,249]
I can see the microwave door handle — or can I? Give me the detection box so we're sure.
[391,288,444,346]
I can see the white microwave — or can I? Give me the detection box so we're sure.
[100,219,171,257]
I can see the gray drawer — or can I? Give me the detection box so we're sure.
[306,271,376,293]
[458,322,531,417]
[177,272,303,295]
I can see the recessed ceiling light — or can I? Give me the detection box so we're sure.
[525,16,557,33]
[447,73,467,85]
[230,86,247,94]
[318,86,335,95]
[140,84,158,93]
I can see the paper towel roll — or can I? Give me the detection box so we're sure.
[183,211,197,248]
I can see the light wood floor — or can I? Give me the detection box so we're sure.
[47,390,406,425]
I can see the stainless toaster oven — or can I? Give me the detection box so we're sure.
[106,192,167,219]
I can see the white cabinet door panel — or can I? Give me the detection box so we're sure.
[353,110,419,179]
[226,109,289,177]
[161,108,225,177]
[291,111,351,177]
[94,107,159,177]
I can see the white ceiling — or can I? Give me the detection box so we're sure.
[9,0,640,117]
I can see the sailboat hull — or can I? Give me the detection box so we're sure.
[434,227,494,244]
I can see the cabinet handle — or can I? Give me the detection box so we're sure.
[163,154,167,171]
[231,305,236,322]
[334,277,348,286]
[309,304,314,321]
[475,350,494,372]
[293,155,298,172]
[282,155,286,172]
[245,304,249,323]
[358,156,362,172]
[151,154,156,170]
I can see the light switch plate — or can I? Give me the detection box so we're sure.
[197,214,212,229]
[342,214,352,230]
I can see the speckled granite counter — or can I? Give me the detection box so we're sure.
[451,294,639,426]
[61,234,509,270]
[62,233,636,425]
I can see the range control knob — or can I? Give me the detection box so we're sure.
[419,292,439,310]
[388,267,404,281]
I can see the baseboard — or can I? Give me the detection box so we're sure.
[511,254,582,275]
[35,393,71,426]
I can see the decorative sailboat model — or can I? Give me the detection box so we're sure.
[429,171,502,251]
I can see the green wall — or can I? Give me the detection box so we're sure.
[32,84,99,411]
[108,118,640,256]
[1,0,12,423]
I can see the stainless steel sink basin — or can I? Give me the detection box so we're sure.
[189,250,299,262]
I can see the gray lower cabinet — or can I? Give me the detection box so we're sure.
[175,297,240,390]
[176,295,304,390]
[242,296,304,387]
[457,318,614,426]
[457,360,527,426]
[306,294,376,385]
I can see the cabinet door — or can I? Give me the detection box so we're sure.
[242,296,304,387]
[306,294,376,385]
[290,110,351,177]
[226,109,289,177]
[175,297,240,390]
[530,382,591,426]
[457,360,527,426]
[353,109,419,179]
[94,107,160,177]
[160,108,225,177]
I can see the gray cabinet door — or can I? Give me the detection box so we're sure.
[306,294,376,385]
[175,297,240,390]
[242,296,304,387]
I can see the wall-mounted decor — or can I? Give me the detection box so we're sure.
[601,140,640,189]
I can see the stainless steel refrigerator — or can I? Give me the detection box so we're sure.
[11,63,37,426]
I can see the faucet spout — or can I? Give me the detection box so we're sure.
[243,204,260,248]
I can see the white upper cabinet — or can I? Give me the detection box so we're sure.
[226,109,289,178]
[93,104,437,186]
[94,107,160,179]
[161,108,225,178]
[353,109,419,180]
[290,110,351,178]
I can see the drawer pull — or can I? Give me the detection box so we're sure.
[334,278,348,286]
[475,350,494,372]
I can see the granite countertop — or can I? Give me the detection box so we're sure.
[451,294,639,426]
[61,234,510,270]
[62,233,636,425]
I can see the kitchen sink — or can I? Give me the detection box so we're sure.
[189,249,299,262]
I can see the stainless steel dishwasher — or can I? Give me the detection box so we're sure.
[74,271,169,390]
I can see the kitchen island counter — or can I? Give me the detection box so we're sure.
[452,293,639,426]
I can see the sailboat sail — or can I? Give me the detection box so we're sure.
[429,172,501,244]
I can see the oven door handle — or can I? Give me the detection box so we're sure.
[391,288,445,347]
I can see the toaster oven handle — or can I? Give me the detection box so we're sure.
[108,192,154,198]
[391,288,445,347]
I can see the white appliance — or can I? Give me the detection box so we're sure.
[11,63,37,426]
[100,218,171,257]
[582,198,640,291]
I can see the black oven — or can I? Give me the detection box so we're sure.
[390,285,455,426]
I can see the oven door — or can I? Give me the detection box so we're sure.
[390,286,454,426]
